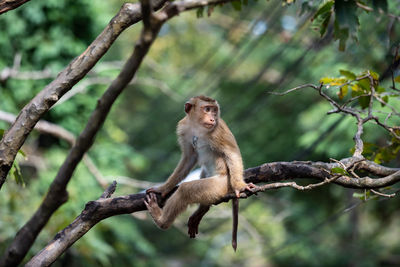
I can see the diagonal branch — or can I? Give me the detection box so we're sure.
[0,0,31,14]
[27,158,399,265]
[0,0,168,188]
[0,4,163,265]
[2,0,236,265]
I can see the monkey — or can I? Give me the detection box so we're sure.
[145,95,256,250]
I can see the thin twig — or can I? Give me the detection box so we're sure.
[268,83,320,95]
[370,189,396,198]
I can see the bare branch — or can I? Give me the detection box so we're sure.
[26,185,146,267]
[3,0,234,264]
[27,158,400,265]
[0,0,31,14]
[100,181,117,199]
[267,83,320,95]
[1,11,162,264]
[277,70,400,159]
[370,189,396,198]
[0,0,168,188]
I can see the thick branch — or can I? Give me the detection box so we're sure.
[0,16,160,267]
[0,0,31,14]
[0,0,167,188]
[1,0,176,265]
[28,159,399,265]
[243,160,400,189]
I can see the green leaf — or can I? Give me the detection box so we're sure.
[381,96,389,107]
[319,11,332,37]
[357,78,370,92]
[352,192,365,200]
[11,162,24,186]
[333,0,359,51]
[320,77,347,86]
[312,1,334,21]
[331,167,349,176]
[339,69,356,80]
[196,7,204,18]
[358,95,370,109]
[333,19,349,51]
[369,70,379,81]
[338,85,348,99]
[362,142,378,158]
[320,77,334,84]
[335,0,359,33]
[18,149,27,158]
[231,0,242,11]
[311,1,334,37]
[0,129,4,138]
[351,84,362,93]
[377,86,386,93]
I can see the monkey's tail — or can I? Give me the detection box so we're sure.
[232,198,239,251]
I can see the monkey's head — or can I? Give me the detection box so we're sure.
[185,96,220,131]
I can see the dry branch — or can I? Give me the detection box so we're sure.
[0,0,31,14]
[271,72,400,160]
[1,0,237,265]
[0,3,165,264]
[0,0,168,188]
[27,158,399,266]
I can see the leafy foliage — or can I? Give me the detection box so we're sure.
[0,0,399,266]
[312,0,389,51]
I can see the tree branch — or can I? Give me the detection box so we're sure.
[2,0,233,264]
[27,158,399,265]
[0,0,31,14]
[0,4,163,264]
[0,0,168,188]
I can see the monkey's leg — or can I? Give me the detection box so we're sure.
[144,193,164,227]
[146,175,228,230]
[188,205,210,238]
[145,187,191,230]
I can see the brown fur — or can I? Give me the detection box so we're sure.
[145,96,255,249]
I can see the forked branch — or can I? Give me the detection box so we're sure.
[28,158,399,266]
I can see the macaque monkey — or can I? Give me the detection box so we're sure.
[145,95,255,250]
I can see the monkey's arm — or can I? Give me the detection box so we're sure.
[225,151,256,196]
[225,152,246,189]
[147,141,197,196]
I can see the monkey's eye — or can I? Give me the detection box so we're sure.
[204,107,211,113]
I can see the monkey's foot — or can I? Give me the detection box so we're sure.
[188,214,201,238]
[144,193,163,223]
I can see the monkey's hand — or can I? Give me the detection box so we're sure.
[146,186,170,198]
[234,182,257,198]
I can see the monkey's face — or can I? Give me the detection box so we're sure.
[185,97,220,132]
[198,103,218,130]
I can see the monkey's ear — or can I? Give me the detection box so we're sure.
[184,102,193,113]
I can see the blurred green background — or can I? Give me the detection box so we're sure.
[0,0,400,266]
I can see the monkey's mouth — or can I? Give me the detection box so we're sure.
[204,123,215,129]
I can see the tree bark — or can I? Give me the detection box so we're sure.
[27,159,399,266]
[0,0,31,14]
[0,0,167,189]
